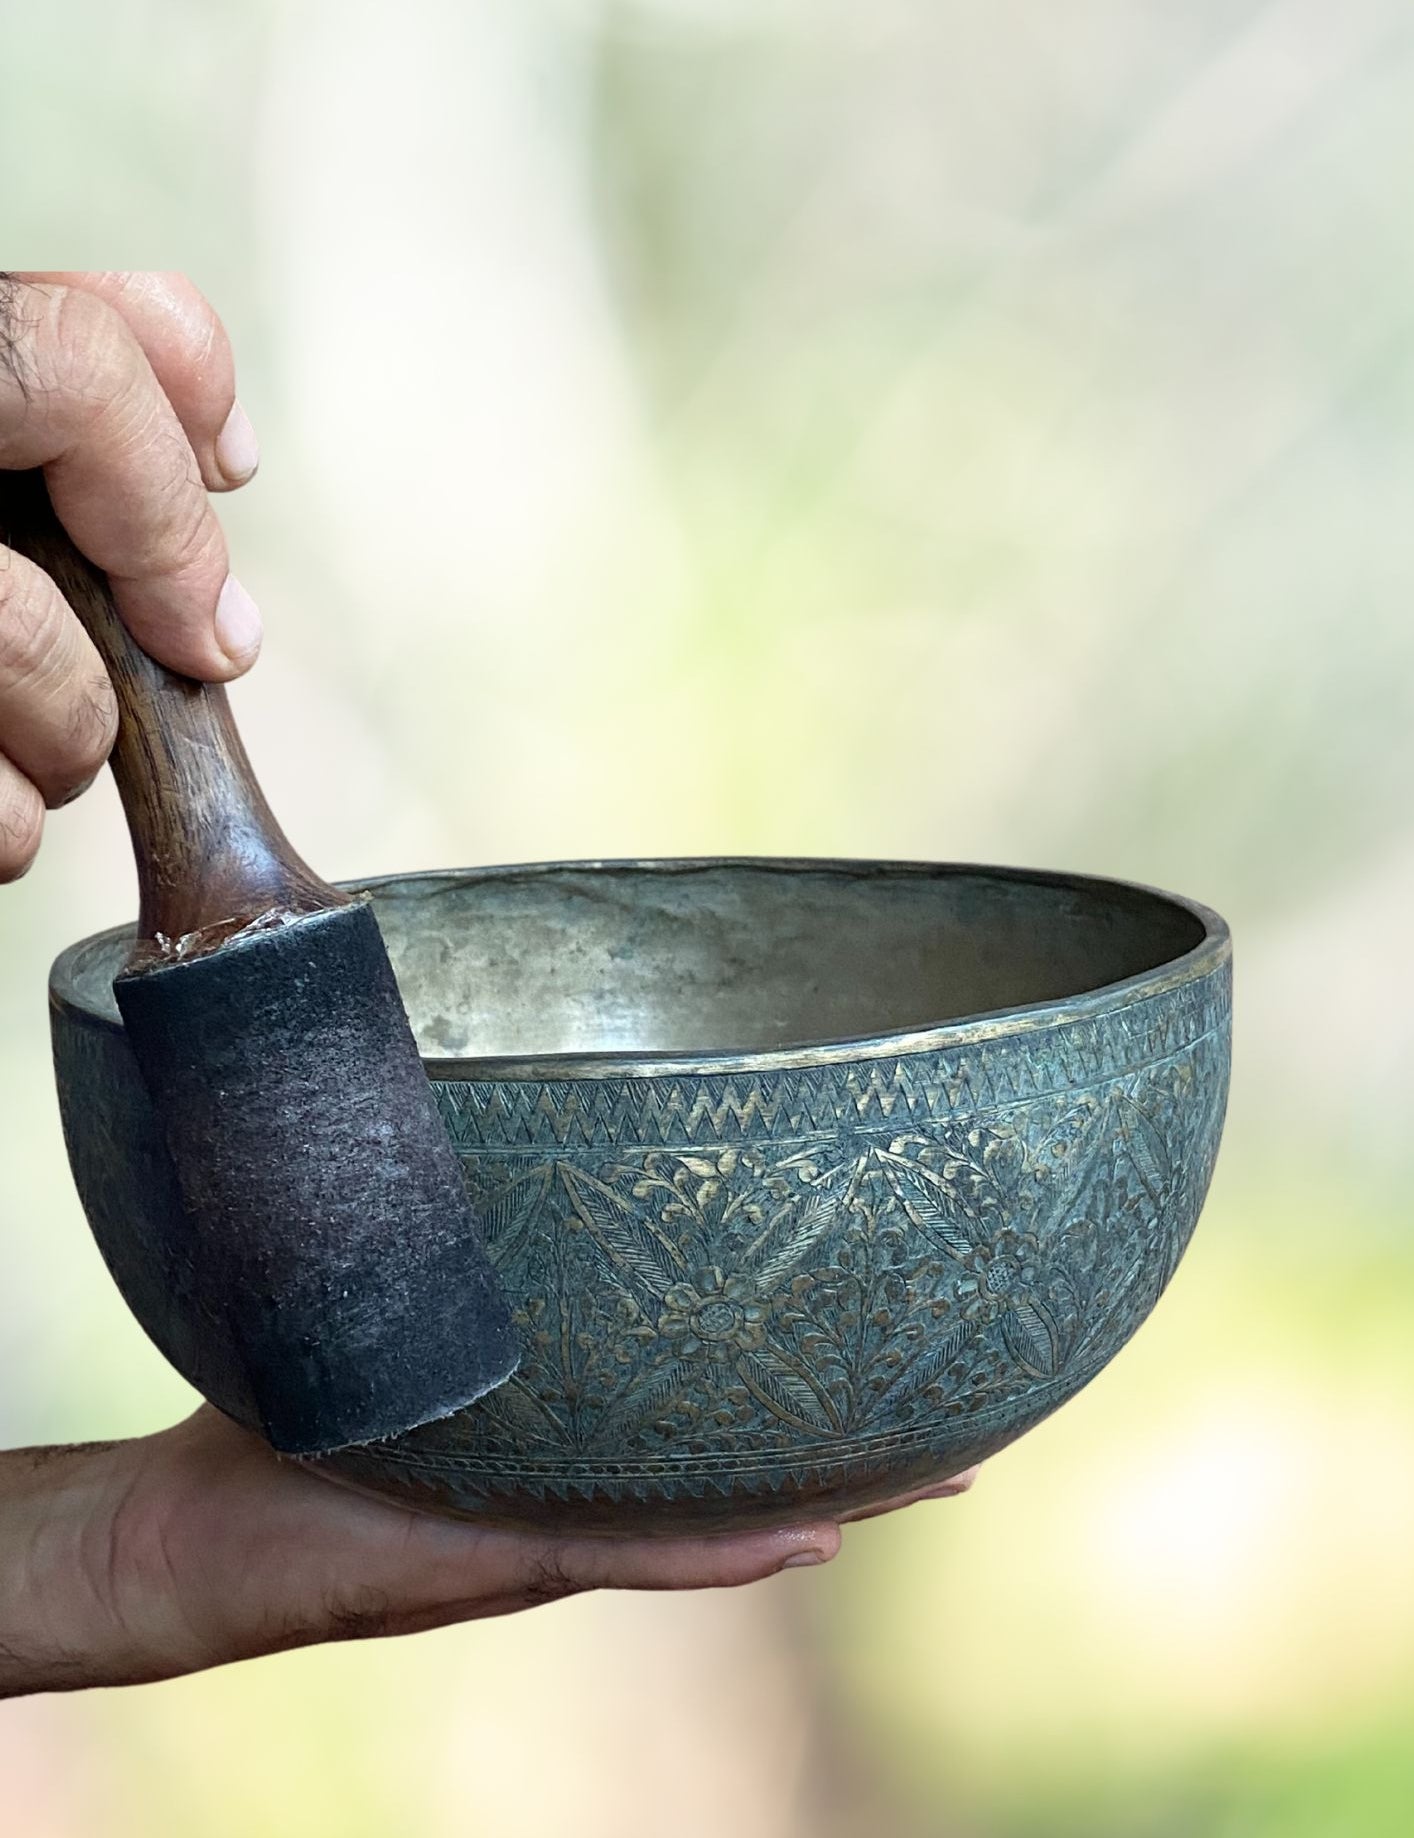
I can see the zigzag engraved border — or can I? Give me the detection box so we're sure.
[433,963,1230,1154]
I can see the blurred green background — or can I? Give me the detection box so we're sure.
[3,2,1413,1833]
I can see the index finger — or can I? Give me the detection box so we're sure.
[0,276,260,680]
[16,272,258,493]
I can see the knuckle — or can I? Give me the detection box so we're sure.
[81,371,172,479]
[46,283,138,404]
[100,430,219,588]
[185,297,223,377]
[151,486,221,583]
[0,548,116,797]
[0,277,41,396]
[0,553,63,690]
[158,271,227,364]
[58,671,118,786]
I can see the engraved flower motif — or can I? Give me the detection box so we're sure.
[955,1228,1042,1323]
[656,1268,769,1362]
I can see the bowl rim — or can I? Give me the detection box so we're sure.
[50,855,1230,1080]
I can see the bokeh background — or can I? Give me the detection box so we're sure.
[3,2,1413,1832]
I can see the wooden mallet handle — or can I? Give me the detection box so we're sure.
[0,467,340,950]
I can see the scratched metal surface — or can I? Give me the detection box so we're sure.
[51,859,1230,1533]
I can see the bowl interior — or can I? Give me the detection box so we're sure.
[57,860,1212,1060]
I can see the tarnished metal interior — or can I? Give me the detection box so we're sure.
[63,859,1209,1061]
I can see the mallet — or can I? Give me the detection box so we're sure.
[0,467,518,1455]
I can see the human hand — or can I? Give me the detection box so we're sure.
[0,270,260,881]
[0,275,980,1699]
[0,1408,976,1697]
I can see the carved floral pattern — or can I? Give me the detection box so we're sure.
[52,876,1231,1528]
[344,966,1230,1518]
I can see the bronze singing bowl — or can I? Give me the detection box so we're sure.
[50,859,1230,1535]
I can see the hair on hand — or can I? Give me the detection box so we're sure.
[0,271,35,399]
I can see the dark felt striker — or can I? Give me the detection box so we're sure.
[1,469,517,1455]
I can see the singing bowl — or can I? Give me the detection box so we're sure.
[50,859,1230,1536]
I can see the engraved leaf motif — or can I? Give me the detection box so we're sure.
[591,1360,700,1441]
[476,1375,569,1450]
[1001,1299,1062,1378]
[877,1152,977,1259]
[1031,1104,1114,1240]
[1116,1096,1170,1208]
[473,1168,550,1263]
[875,1314,979,1410]
[559,1165,684,1301]
[737,1346,837,1434]
[1063,1194,1150,1358]
[752,1183,844,1288]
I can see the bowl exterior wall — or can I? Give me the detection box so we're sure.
[318,958,1230,1533]
[50,890,1230,1538]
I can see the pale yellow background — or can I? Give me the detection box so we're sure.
[2,4,1412,1833]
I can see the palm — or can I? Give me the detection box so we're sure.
[3,1409,971,1694]
[25,1408,837,1689]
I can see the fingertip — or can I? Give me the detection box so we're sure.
[536,1519,844,1595]
[731,1522,840,1579]
[109,585,257,686]
[213,574,263,671]
[936,1464,981,1495]
[775,1522,842,1571]
[212,400,259,490]
[711,1519,843,1580]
